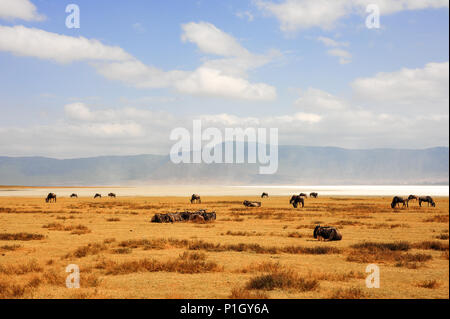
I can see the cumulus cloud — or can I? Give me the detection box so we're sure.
[0,23,276,101]
[295,88,347,111]
[351,61,449,112]
[0,0,45,21]
[255,0,448,32]
[0,25,132,63]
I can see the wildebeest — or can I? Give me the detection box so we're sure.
[313,225,342,241]
[391,196,408,208]
[299,193,308,198]
[108,193,116,198]
[408,195,418,202]
[310,192,318,198]
[151,210,216,223]
[419,196,436,207]
[190,194,201,204]
[290,195,304,208]
[94,193,102,199]
[45,193,57,203]
[243,200,261,207]
[261,192,269,198]
[70,193,78,198]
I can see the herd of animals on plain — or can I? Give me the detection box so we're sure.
[43,191,438,242]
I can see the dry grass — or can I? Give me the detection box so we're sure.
[0,195,447,299]
[0,233,45,241]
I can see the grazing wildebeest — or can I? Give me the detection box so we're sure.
[391,196,408,208]
[299,193,308,198]
[419,196,436,207]
[408,195,418,202]
[261,192,269,198]
[243,200,261,207]
[108,193,116,198]
[290,195,304,208]
[310,192,318,198]
[190,194,201,204]
[45,193,57,203]
[70,193,78,198]
[94,193,102,199]
[313,225,342,241]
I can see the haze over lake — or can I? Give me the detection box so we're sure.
[1,185,448,197]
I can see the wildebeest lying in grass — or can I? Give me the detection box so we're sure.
[70,193,78,198]
[290,195,304,208]
[243,200,261,207]
[151,210,216,223]
[261,192,269,198]
[108,193,116,198]
[190,194,201,204]
[45,193,57,203]
[310,192,318,198]
[94,193,102,199]
[313,225,342,241]
[299,193,308,198]
[419,196,436,207]
[391,196,408,208]
[408,195,418,202]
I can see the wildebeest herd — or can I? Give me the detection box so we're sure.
[391,195,436,208]
[43,191,437,242]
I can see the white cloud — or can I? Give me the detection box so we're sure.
[317,36,348,47]
[316,36,352,64]
[255,0,448,32]
[174,67,277,100]
[351,61,449,111]
[181,22,250,57]
[0,25,132,63]
[295,88,347,110]
[0,23,276,101]
[236,11,255,22]
[65,103,94,121]
[0,0,44,21]
[327,48,352,64]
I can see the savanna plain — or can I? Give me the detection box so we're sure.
[0,195,448,299]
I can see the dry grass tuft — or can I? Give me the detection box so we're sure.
[417,280,439,289]
[246,270,319,292]
[0,233,45,241]
[229,287,269,299]
[329,287,366,299]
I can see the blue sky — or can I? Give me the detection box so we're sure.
[0,0,448,157]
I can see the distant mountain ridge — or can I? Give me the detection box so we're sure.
[0,146,448,186]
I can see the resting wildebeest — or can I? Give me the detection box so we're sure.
[408,195,418,202]
[108,193,116,198]
[419,196,436,207]
[243,200,261,207]
[45,193,57,203]
[151,210,216,223]
[313,225,342,241]
[391,196,408,208]
[190,194,201,204]
[310,192,318,198]
[299,193,308,198]
[290,195,304,208]
[70,193,78,198]
[94,193,102,199]
[261,192,269,198]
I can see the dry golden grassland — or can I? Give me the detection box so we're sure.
[0,195,448,299]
